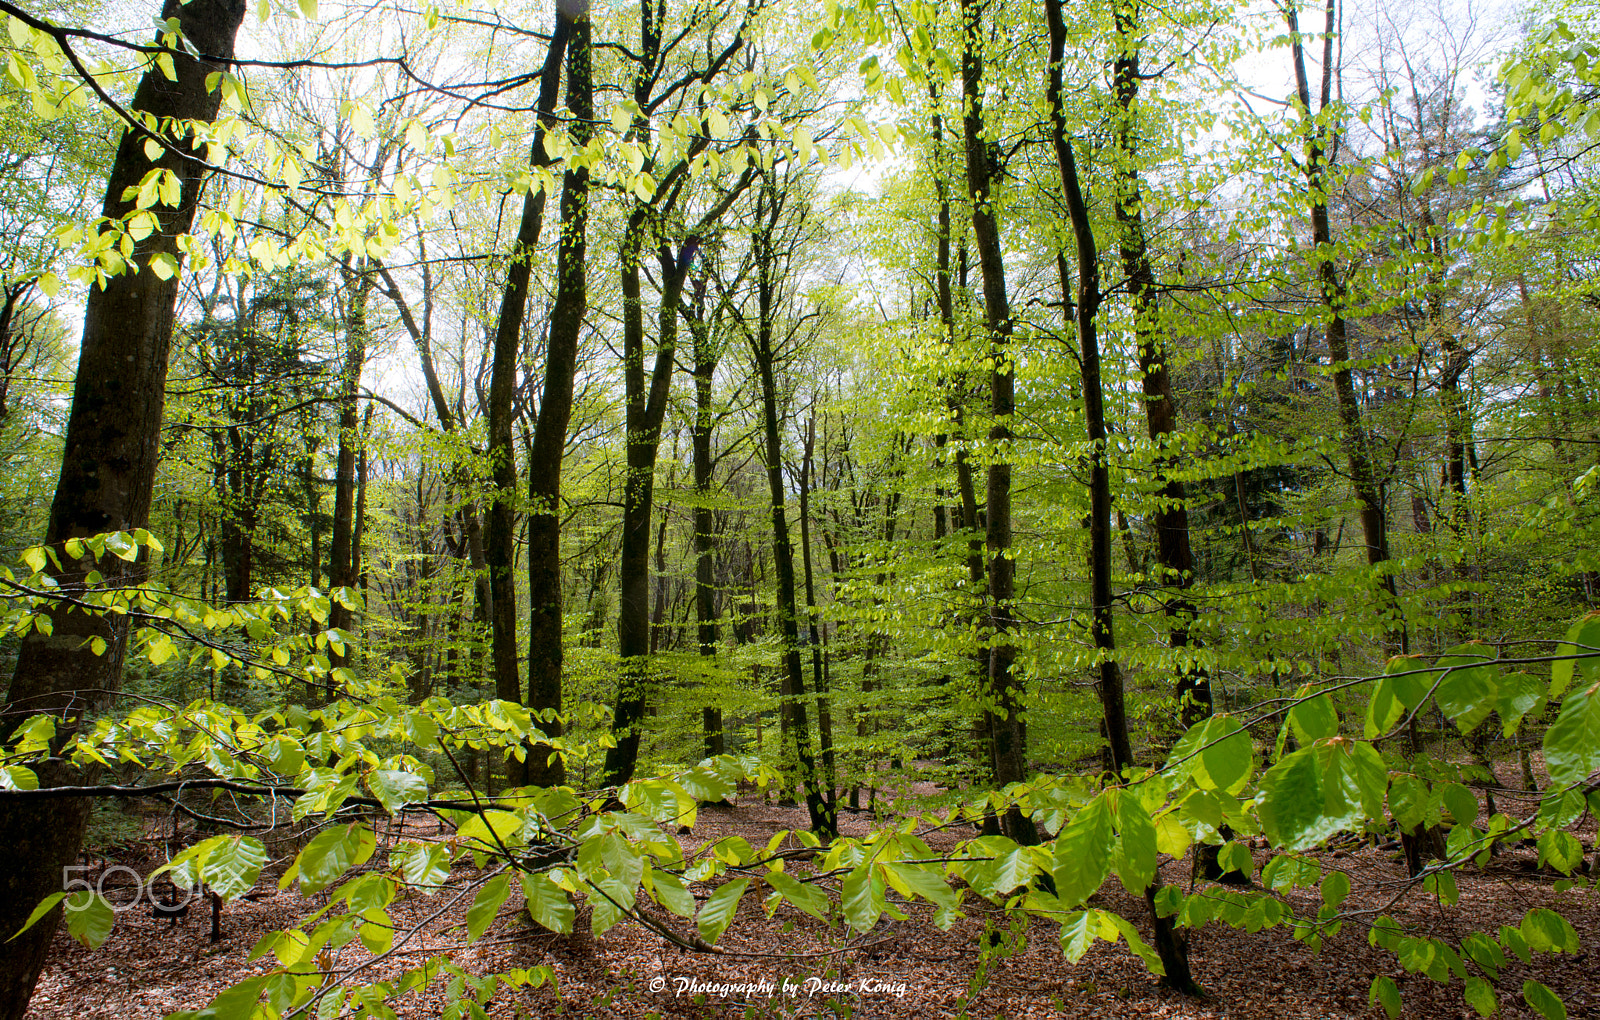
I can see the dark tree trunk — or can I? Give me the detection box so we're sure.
[690,311,725,758]
[605,213,691,785]
[748,181,834,838]
[1110,5,1210,729]
[799,415,836,806]
[1285,0,1404,653]
[0,2,247,1014]
[524,6,591,788]
[604,155,752,783]
[487,13,573,727]
[327,259,373,683]
[1045,0,1199,995]
[960,0,1033,847]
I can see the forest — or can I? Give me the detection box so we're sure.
[0,0,1597,1015]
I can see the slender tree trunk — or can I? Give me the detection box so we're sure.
[1045,0,1199,994]
[604,154,752,783]
[605,218,691,785]
[691,316,725,759]
[799,415,837,807]
[1285,0,1404,653]
[524,6,591,787]
[327,259,373,684]
[1110,4,1210,728]
[748,184,834,838]
[0,2,247,1014]
[960,0,1033,846]
[488,14,573,727]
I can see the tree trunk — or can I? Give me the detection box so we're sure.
[1110,4,1210,728]
[1045,0,1199,994]
[960,0,1033,846]
[1285,0,1404,653]
[488,13,573,728]
[748,181,834,838]
[524,6,591,787]
[799,414,836,807]
[690,309,725,758]
[0,2,247,1014]
[605,215,691,785]
[327,258,373,685]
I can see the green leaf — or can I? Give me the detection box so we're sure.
[1261,853,1320,892]
[1388,775,1432,831]
[885,862,957,911]
[63,892,114,949]
[1259,740,1384,851]
[1543,686,1600,788]
[1370,975,1402,1018]
[1536,830,1584,875]
[621,778,680,823]
[965,842,1037,899]
[841,865,888,932]
[8,892,66,941]
[297,824,375,894]
[1053,792,1116,907]
[1320,869,1351,909]
[466,874,511,943]
[1550,614,1600,699]
[1523,980,1568,1020]
[677,766,735,804]
[1365,677,1404,738]
[1062,914,1113,965]
[1464,976,1498,1016]
[202,836,267,901]
[1288,689,1339,743]
[1169,715,1254,794]
[649,869,696,919]
[1116,791,1158,894]
[1256,748,1326,851]
[762,870,829,922]
[1385,655,1432,710]
[1438,783,1479,825]
[1520,908,1579,953]
[1217,841,1253,880]
[367,770,428,814]
[1434,644,1500,733]
[522,873,574,933]
[1496,673,1547,735]
[697,878,749,944]
[1500,924,1531,963]
[357,908,392,954]
[392,842,450,890]
[195,974,268,1020]
[1104,911,1166,977]
[456,810,525,853]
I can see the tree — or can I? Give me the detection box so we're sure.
[523,0,593,787]
[0,0,249,1012]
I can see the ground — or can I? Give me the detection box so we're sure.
[22,768,1600,1020]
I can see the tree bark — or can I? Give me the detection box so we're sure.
[747,179,834,838]
[1045,0,1199,994]
[0,1,247,1014]
[1285,0,1404,653]
[689,303,725,758]
[524,5,590,787]
[327,258,373,685]
[1110,4,1210,728]
[960,0,1033,846]
[487,11,573,727]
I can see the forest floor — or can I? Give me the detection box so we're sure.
[23,761,1600,1020]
